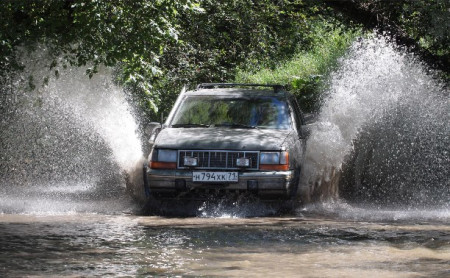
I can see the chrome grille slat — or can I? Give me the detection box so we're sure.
[178,150,259,170]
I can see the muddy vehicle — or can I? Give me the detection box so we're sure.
[142,83,309,210]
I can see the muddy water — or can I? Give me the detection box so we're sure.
[0,208,449,277]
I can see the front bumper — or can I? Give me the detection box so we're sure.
[146,169,296,200]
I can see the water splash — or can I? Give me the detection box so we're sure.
[299,200,450,223]
[301,35,449,208]
[0,47,144,214]
[1,38,448,216]
[44,66,144,173]
[197,198,279,218]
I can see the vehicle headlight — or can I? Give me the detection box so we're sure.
[260,151,289,171]
[156,149,177,162]
[149,149,177,169]
[260,152,281,164]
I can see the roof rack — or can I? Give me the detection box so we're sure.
[196,83,285,93]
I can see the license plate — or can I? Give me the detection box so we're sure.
[193,171,238,182]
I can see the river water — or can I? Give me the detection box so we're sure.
[1,208,449,277]
[1,37,449,277]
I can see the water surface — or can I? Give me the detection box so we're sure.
[1,208,448,277]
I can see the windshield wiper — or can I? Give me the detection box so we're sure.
[171,123,210,128]
[214,122,258,129]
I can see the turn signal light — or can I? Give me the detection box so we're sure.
[150,161,177,169]
[260,164,289,171]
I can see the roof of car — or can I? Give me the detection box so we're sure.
[185,87,290,98]
[190,88,286,95]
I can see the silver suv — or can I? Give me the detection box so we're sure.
[143,83,307,203]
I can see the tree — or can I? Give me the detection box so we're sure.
[326,0,449,73]
[148,0,330,116]
[0,0,199,88]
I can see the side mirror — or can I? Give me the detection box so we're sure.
[303,113,317,125]
[146,122,162,144]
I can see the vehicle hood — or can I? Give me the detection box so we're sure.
[153,128,293,151]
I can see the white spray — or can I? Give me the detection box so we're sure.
[1,46,145,213]
[301,35,449,206]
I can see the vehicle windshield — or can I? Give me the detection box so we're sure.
[170,95,292,129]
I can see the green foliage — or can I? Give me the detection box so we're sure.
[349,0,449,67]
[397,1,449,63]
[147,0,333,118]
[235,19,361,112]
[408,1,446,54]
[0,0,198,88]
[1,0,446,119]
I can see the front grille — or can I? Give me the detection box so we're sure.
[178,150,259,170]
